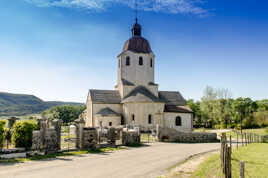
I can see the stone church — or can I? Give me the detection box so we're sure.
[84,19,193,132]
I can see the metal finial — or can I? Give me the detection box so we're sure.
[135,0,138,23]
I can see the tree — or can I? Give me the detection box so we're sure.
[187,99,202,127]
[232,97,257,132]
[42,105,86,124]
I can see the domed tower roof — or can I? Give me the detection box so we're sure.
[122,18,152,54]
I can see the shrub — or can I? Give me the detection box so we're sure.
[0,120,6,148]
[214,124,222,129]
[12,120,39,149]
[235,124,241,130]
[265,127,268,134]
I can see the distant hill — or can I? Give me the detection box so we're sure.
[0,92,84,117]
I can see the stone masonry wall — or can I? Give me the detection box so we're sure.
[158,127,218,143]
[122,130,140,146]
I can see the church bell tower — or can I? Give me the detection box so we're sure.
[116,18,158,98]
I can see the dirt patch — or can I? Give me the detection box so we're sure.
[160,151,219,178]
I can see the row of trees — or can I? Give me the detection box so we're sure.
[187,86,268,129]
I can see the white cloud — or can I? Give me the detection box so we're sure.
[24,0,208,16]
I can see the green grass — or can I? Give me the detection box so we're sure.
[141,133,156,142]
[192,143,268,178]
[0,147,124,164]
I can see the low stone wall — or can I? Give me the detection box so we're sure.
[31,119,62,153]
[158,127,218,143]
[122,130,140,146]
[82,128,98,149]
[32,129,58,152]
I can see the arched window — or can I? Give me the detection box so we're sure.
[175,116,182,126]
[139,57,143,65]
[150,58,153,67]
[132,114,135,121]
[148,115,152,124]
[126,56,130,66]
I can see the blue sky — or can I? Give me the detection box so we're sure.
[0,0,268,103]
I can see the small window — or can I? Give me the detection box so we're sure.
[132,114,135,121]
[148,115,152,124]
[150,58,153,67]
[175,116,182,126]
[109,122,112,126]
[139,57,143,65]
[126,56,130,66]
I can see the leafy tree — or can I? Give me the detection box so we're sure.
[187,99,202,127]
[232,97,257,132]
[42,105,86,124]
[0,120,6,148]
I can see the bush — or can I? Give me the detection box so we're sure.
[214,124,222,129]
[12,120,39,149]
[235,124,241,130]
[0,120,6,148]
[265,127,268,134]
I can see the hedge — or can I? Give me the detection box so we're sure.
[0,120,6,148]
[12,120,39,149]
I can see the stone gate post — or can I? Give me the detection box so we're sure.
[38,118,48,150]
[53,119,63,150]
[7,117,18,129]
[75,118,85,149]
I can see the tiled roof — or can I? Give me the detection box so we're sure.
[159,91,187,106]
[122,86,162,103]
[89,90,121,104]
[96,107,120,116]
[164,105,193,113]
[123,36,152,54]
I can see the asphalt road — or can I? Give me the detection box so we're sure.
[0,142,220,178]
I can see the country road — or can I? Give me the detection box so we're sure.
[0,142,220,178]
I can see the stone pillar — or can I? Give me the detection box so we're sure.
[8,117,18,129]
[107,127,116,146]
[53,119,63,150]
[38,118,48,150]
[75,118,85,149]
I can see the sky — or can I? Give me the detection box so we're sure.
[0,0,268,103]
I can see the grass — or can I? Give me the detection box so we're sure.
[192,143,268,178]
[141,133,156,143]
[0,147,124,164]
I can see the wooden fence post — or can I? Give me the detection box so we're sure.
[229,135,232,153]
[236,132,238,149]
[226,146,232,178]
[245,133,247,146]
[242,133,244,146]
[240,161,245,178]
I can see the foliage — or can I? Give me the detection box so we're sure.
[11,120,39,149]
[0,92,83,117]
[0,120,6,148]
[265,127,268,133]
[42,105,86,123]
[189,86,268,129]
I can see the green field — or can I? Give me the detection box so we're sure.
[193,143,268,178]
